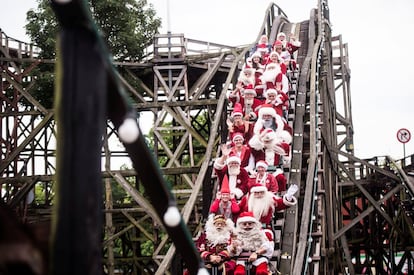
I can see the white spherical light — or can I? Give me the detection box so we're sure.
[163,206,181,227]
[118,118,140,143]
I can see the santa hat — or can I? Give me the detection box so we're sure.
[264,82,277,98]
[220,175,230,194]
[232,133,244,143]
[269,51,280,59]
[263,228,274,241]
[213,214,226,225]
[243,84,257,97]
[226,155,241,165]
[251,51,262,59]
[277,130,293,144]
[255,160,268,170]
[273,40,283,48]
[237,211,258,224]
[261,128,277,142]
[231,103,243,117]
[257,44,268,52]
[272,142,290,159]
[258,104,277,118]
[243,66,254,73]
[277,32,286,39]
[250,183,268,193]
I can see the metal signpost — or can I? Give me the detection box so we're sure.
[397,128,411,159]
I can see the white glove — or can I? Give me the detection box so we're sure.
[285,184,298,201]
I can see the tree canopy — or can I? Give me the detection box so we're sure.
[24,0,162,108]
[26,0,161,61]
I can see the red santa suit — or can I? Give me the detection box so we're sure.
[235,85,262,122]
[209,176,240,222]
[228,67,256,103]
[249,160,279,193]
[227,104,250,143]
[252,104,292,136]
[238,185,296,227]
[274,167,287,192]
[254,69,266,99]
[229,212,273,275]
[214,155,249,200]
[265,51,288,75]
[196,215,236,274]
[275,32,301,70]
[229,133,254,170]
[262,82,289,117]
[261,61,289,94]
[249,128,282,167]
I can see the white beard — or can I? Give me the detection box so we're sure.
[245,97,254,105]
[238,74,255,86]
[248,192,275,220]
[265,148,276,165]
[228,166,240,176]
[235,226,267,251]
[205,227,232,247]
[260,66,281,83]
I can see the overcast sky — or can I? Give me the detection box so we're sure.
[1,0,413,160]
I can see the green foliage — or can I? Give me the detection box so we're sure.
[24,0,162,109]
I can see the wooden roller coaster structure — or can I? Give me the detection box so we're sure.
[1,0,414,274]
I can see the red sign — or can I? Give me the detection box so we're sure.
[397,128,411,144]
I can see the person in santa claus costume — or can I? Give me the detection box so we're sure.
[248,160,278,194]
[238,184,297,228]
[227,103,251,143]
[250,103,292,139]
[251,51,265,69]
[249,127,292,168]
[273,167,287,193]
[214,154,249,200]
[250,34,272,61]
[225,133,255,173]
[228,211,274,275]
[261,61,289,94]
[262,82,289,118]
[229,84,262,124]
[274,32,301,71]
[265,50,287,75]
[209,175,240,222]
[228,67,256,103]
[196,214,236,275]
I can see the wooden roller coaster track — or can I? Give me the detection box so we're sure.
[1,0,414,274]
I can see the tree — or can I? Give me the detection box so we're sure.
[24,0,162,108]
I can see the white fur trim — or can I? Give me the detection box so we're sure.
[237,216,257,224]
[214,158,226,170]
[274,168,284,176]
[283,195,297,206]
[277,130,292,144]
[234,188,244,199]
[250,185,267,193]
[227,156,241,165]
[255,161,268,170]
[262,129,277,142]
[248,134,264,150]
[277,32,286,39]
[264,88,277,98]
[253,119,264,135]
[258,106,277,118]
[249,112,257,120]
